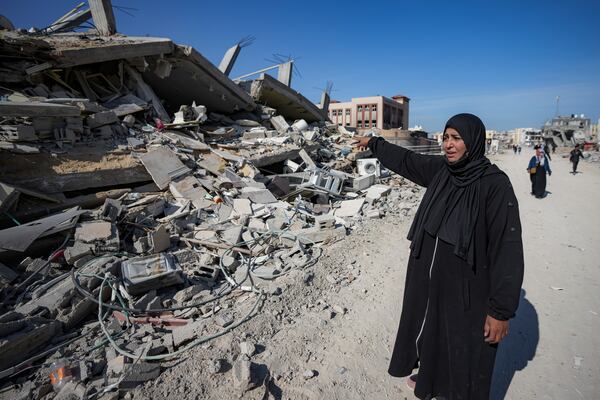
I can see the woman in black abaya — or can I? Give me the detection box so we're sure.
[354,114,524,400]
[527,145,552,198]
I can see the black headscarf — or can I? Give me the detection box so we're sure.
[407,113,501,265]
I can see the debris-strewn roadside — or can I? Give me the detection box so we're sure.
[0,5,434,399]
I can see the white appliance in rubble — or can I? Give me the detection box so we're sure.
[357,158,381,177]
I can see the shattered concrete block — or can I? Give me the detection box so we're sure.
[75,221,113,243]
[348,174,375,192]
[221,225,243,246]
[172,319,204,347]
[215,313,233,328]
[133,236,150,254]
[243,130,266,140]
[119,362,161,389]
[239,341,256,357]
[220,254,239,271]
[314,214,335,231]
[173,285,203,304]
[248,218,267,232]
[0,262,18,283]
[240,187,278,204]
[53,381,87,400]
[1,125,36,142]
[64,241,94,265]
[133,290,157,311]
[233,198,253,216]
[86,111,118,129]
[366,209,381,219]
[270,115,290,134]
[0,320,61,371]
[232,356,259,392]
[148,224,170,253]
[365,184,391,202]
[106,355,126,376]
[100,198,122,222]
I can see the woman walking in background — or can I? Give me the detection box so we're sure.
[527,145,551,198]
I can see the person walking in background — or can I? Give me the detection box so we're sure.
[353,113,524,400]
[528,145,551,198]
[518,145,522,154]
[543,144,552,161]
[569,144,584,174]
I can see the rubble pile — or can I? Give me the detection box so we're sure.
[0,9,429,399]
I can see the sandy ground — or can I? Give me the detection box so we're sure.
[135,151,600,400]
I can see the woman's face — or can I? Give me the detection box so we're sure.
[443,127,467,163]
[535,148,541,156]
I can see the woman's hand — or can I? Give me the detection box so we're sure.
[352,136,372,150]
[484,315,509,344]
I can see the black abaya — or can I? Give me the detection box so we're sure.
[532,167,546,198]
[369,137,524,400]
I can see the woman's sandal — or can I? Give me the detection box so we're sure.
[406,374,417,390]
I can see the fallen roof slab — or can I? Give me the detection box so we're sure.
[0,101,81,117]
[243,74,325,123]
[142,45,256,114]
[47,34,174,68]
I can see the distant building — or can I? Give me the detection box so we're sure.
[542,114,591,146]
[327,95,409,130]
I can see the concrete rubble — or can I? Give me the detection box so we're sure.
[0,2,425,398]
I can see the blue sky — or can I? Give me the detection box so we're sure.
[3,0,600,131]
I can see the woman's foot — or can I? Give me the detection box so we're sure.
[406,374,417,390]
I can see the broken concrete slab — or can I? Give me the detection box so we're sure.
[242,74,325,123]
[74,221,112,243]
[169,176,211,210]
[233,198,253,217]
[333,198,365,218]
[86,110,118,128]
[365,184,391,201]
[142,44,255,115]
[119,362,161,389]
[171,319,204,347]
[240,187,278,204]
[0,101,81,117]
[49,35,174,68]
[0,319,61,371]
[139,147,191,190]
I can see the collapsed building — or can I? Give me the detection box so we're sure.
[542,114,592,147]
[0,2,427,399]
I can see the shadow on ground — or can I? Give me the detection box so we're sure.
[491,289,539,400]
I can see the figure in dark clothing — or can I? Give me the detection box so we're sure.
[569,144,584,174]
[527,145,551,198]
[517,146,522,154]
[543,144,552,161]
[354,114,524,400]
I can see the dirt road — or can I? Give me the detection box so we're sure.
[135,151,599,400]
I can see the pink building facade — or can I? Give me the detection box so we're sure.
[326,95,409,131]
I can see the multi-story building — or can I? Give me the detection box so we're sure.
[326,95,409,130]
